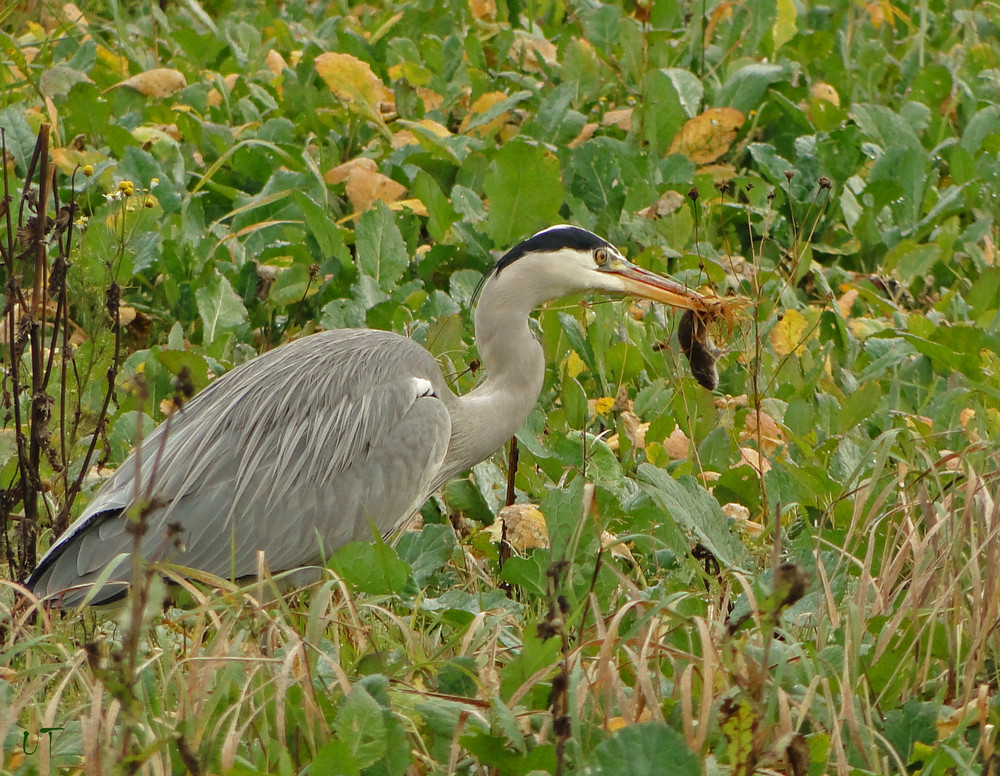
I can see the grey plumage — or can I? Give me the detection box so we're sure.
[26,225,713,606]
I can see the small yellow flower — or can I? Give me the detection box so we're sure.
[150,177,160,188]
[117,180,134,196]
[82,164,94,177]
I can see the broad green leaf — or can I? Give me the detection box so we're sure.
[355,200,409,292]
[311,739,361,776]
[637,464,749,569]
[639,70,685,154]
[195,274,247,344]
[334,686,387,769]
[330,538,412,595]
[395,523,457,586]
[585,722,699,776]
[562,376,587,429]
[717,63,786,114]
[484,140,563,246]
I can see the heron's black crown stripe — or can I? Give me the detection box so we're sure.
[490,226,612,277]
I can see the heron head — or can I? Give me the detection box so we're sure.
[483,225,707,311]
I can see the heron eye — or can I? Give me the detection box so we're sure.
[594,247,609,266]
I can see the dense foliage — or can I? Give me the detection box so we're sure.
[2,0,999,773]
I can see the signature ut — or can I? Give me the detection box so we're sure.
[21,727,64,755]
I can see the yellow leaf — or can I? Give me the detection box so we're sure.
[206,73,240,107]
[265,49,288,76]
[314,52,393,113]
[772,0,798,51]
[510,30,558,72]
[565,350,586,379]
[602,108,633,131]
[769,308,812,357]
[325,157,408,215]
[486,504,548,551]
[668,108,745,164]
[593,396,615,416]
[738,446,771,474]
[95,44,127,76]
[720,696,758,776]
[811,81,841,106]
[458,91,512,137]
[115,68,187,98]
[664,425,690,460]
[470,0,497,21]
[740,410,784,455]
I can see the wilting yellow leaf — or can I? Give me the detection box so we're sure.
[741,410,784,455]
[721,696,758,774]
[637,190,685,219]
[95,44,127,76]
[738,446,771,474]
[724,502,764,537]
[811,81,840,106]
[772,0,797,51]
[601,531,636,563]
[664,425,690,460]
[602,107,633,131]
[704,2,734,45]
[836,287,858,317]
[314,52,393,113]
[668,107,745,164]
[769,308,811,357]
[206,73,240,107]
[486,504,548,550]
[115,68,187,98]
[458,91,512,137]
[565,350,586,379]
[470,0,497,20]
[568,122,599,148]
[325,157,407,215]
[593,396,615,416]
[511,30,558,72]
[265,49,287,76]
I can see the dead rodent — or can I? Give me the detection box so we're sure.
[678,310,719,390]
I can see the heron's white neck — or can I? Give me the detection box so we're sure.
[442,266,546,479]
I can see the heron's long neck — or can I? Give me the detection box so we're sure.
[442,273,545,479]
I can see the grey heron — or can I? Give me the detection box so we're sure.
[26,225,725,607]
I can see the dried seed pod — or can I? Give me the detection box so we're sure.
[678,310,719,390]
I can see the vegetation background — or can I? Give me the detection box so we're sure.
[1,0,999,773]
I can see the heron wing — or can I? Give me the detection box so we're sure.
[28,330,453,604]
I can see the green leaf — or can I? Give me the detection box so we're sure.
[395,523,457,586]
[311,739,361,776]
[195,274,247,344]
[334,686,388,769]
[484,140,563,246]
[717,63,786,114]
[330,539,412,595]
[639,70,685,154]
[562,376,588,429]
[436,656,479,697]
[585,722,699,776]
[154,348,213,394]
[883,700,939,765]
[356,200,409,292]
[267,263,313,306]
[499,619,563,701]
[637,464,749,569]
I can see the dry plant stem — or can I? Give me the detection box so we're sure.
[505,436,518,506]
[18,125,51,575]
[0,128,20,576]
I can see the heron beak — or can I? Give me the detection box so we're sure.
[611,262,709,312]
